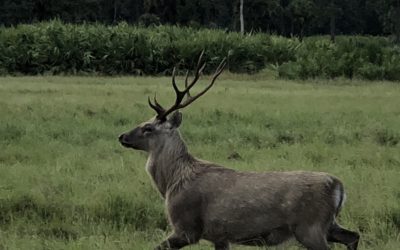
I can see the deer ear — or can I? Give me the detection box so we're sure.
[168,111,182,128]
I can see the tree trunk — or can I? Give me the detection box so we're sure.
[330,13,335,42]
[240,0,244,34]
[291,20,294,37]
[330,1,336,42]
[279,15,286,36]
[113,0,117,23]
[300,21,304,42]
[394,6,400,44]
[232,0,239,31]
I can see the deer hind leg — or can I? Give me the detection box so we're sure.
[154,232,199,250]
[294,224,329,250]
[327,223,359,250]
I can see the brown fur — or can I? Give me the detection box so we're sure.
[119,112,359,250]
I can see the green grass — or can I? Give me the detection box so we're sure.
[0,75,399,249]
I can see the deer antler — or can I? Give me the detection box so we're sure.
[148,94,165,117]
[148,51,227,121]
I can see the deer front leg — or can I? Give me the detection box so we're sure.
[154,232,198,250]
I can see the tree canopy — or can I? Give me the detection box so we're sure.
[0,0,399,39]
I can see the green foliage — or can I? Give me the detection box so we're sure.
[0,22,400,80]
[2,0,397,40]
[278,36,400,81]
[265,36,300,65]
[0,21,269,75]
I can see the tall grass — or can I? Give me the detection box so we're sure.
[0,76,399,249]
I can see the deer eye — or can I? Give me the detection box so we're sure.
[142,125,154,133]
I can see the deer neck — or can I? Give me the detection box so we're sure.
[145,132,195,198]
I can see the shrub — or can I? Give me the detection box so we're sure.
[278,61,301,79]
[278,36,400,81]
[0,21,269,75]
[355,63,384,80]
[0,21,399,81]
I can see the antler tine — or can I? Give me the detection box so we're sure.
[148,66,183,120]
[184,61,206,99]
[185,52,206,93]
[214,57,228,76]
[155,53,226,121]
[182,50,207,99]
[148,94,165,117]
[171,67,186,105]
[153,95,165,111]
[196,50,205,69]
[184,70,192,98]
[176,57,227,110]
[170,51,206,112]
[171,67,180,95]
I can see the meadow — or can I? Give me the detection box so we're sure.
[0,75,399,249]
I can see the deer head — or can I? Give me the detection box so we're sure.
[118,51,226,152]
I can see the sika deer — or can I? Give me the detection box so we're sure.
[118,52,359,250]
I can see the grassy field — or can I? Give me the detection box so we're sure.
[0,75,399,249]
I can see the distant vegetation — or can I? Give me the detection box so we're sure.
[1,21,400,80]
[278,36,400,81]
[1,0,399,41]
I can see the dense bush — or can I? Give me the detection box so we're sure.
[278,36,400,81]
[0,21,269,75]
[0,21,399,80]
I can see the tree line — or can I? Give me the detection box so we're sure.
[0,0,399,41]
